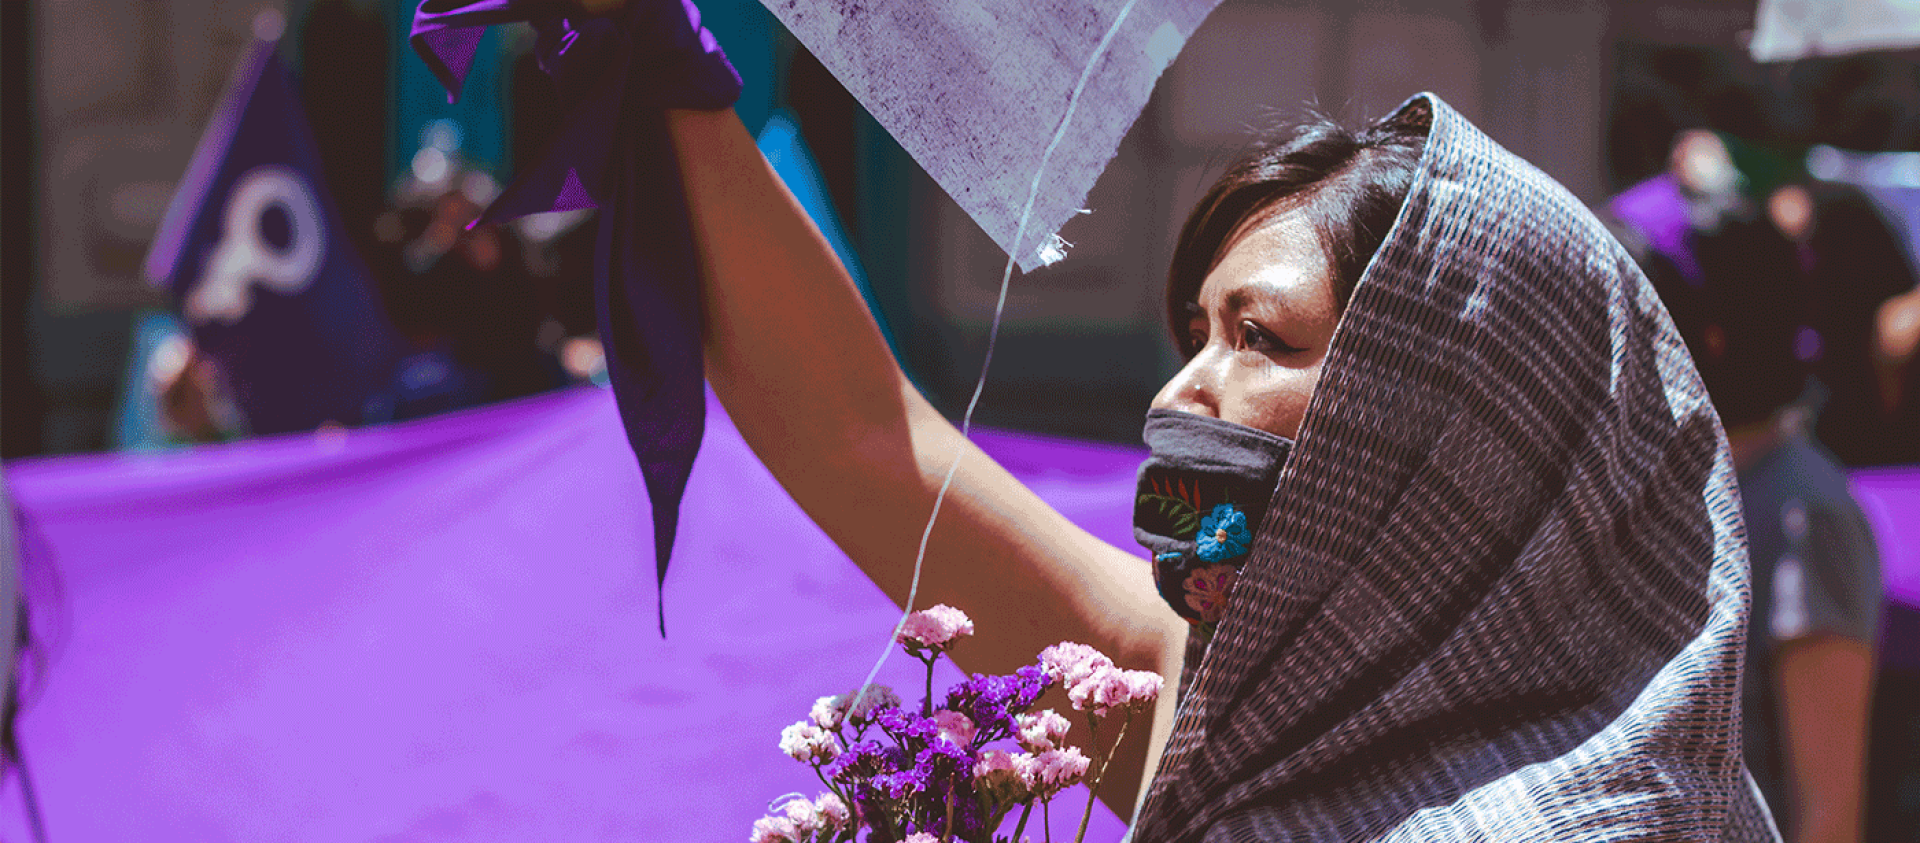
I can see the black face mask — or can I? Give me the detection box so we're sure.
[1133,409,1293,640]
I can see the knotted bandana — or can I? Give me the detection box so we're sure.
[411,0,741,634]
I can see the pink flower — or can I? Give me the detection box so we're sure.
[1016,709,1071,753]
[973,749,1036,801]
[778,721,842,763]
[1182,565,1239,623]
[781,793,851,835]
[903,834,940,843]
[1037,641,1113,688]
[931,709,977,748]
[781,797,823,834]
[816,685,902,727]
[1029,746,1091,796]
[1066,666,1164,718]
[812,793,850,829]
[844,685,901,723]
[749,815,798,843]
[809,694,844,730]
[897,604,974,651]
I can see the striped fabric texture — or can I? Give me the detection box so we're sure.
[1130,95,1779,842]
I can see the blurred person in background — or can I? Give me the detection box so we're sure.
[1626,129,1884,843]
[150,334,248,446]
[361,151,572,423]
[1762,176,1920,467]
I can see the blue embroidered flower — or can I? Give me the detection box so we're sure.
[1194,503,1252,562]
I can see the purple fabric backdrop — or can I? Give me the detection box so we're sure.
[3,384,1916,839]
[0,387,1138,841]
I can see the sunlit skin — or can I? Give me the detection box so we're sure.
[1152,208,1342,439]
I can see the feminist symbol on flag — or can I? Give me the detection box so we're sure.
[184,165,326,325]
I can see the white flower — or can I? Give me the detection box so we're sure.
[1029,746,1091,796]
[782,796,823,834]
[778,721,842,763]
[1037,641,1112,688]
[813,793,850,829]
[750,815,798,843]
[843,684,902,724]
[809,694,844,730]
[811,685,903,731]
[1066,665,1164,717]
[973,749,1036,802]
[1016,709,1071,753]
[897,604,975,651]
[931,709,977,748]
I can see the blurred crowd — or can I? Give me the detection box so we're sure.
[1603,115,1918,843]
[126,3,607,449]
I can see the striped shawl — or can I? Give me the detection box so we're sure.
[1129,94,1777,842]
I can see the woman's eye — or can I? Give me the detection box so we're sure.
[1237,320,1299,354]
[1184,315,1209,355]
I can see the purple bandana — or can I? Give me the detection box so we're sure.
[410,0,741,633]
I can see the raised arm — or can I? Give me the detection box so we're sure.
[663,107,1185,810]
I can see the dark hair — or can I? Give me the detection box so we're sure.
[1166,105,1430,351]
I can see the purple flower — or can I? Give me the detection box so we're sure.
[873,764,930,799]
[873,706,939,745]
[823,739,891,784]
[913,733,972,779]
[943,668,1051,743]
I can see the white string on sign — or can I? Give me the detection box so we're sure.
[851,0,1143,708]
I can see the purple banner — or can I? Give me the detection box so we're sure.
[0,388,1138,841]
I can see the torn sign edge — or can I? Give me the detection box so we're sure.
[756,0,1222,271]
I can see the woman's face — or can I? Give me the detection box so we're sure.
[1151,209,1340,439]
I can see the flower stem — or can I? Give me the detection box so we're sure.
[1011,801,1035,843]
[923,654,937,718]
[1074,712,1131,843]
[942,784,957,843]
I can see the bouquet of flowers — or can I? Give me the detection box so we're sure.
[752,605,1164,843]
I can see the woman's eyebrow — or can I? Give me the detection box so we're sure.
[1222,287,1259,316]
[1224,281,1312,322]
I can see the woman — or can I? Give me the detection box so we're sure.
[685,92,1774,839]
[417,3,1775,839]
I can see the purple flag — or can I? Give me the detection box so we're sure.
[144,37,403,435]
[411,0,741,633]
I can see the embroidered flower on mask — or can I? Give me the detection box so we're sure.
[1183,564,1239,623]
[1195,503,1252,562]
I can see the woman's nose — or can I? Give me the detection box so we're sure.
[1151,350,1220,418]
